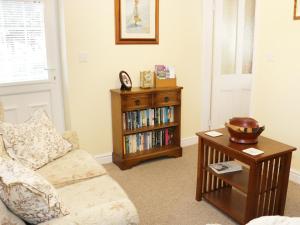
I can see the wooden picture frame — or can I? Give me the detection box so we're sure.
[294,0,300,20]
[115,0,159,44]
[119,71,132,90]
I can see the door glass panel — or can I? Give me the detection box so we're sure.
[221,0,238,75]
[242,0,255,74]
[0,0,48,84]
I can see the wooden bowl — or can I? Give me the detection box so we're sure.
[229,117,259,128]
[226,117,265,144]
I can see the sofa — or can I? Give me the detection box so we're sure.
[247,216,300,225]
[0,104,139,225]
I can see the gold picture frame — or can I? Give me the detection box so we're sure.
[294,0,300,20]
[140,71,154,88]
[115,0,159,44]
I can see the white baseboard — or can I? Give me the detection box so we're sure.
[95,153,112,165]
[290,169,300,184]
[95,136,198,165]
[181,136,198,147]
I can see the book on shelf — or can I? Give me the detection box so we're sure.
[123,106,175,130]
[124,128,175,155]
[208,161,242,174]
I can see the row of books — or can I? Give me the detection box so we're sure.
[124,128,175,154]
[123,107,175,130]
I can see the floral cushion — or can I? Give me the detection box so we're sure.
[37,149,106,188]
[0,199,26,225]
[0,135,8,158]
[0,157,69,225]
[0,109,72,170]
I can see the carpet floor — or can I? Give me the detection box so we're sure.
[104,145,300,225]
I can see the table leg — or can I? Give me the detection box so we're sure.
[245,162,261,223]
[196,137,204,201]
[278,152,292,215]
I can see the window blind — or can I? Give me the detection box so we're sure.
[0,0,48,84]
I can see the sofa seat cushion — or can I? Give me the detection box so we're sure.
[38,199,139,225]
[58,175,130,209]
[37,149,106,188]
[37,175,139,225]
[0,199,26,225]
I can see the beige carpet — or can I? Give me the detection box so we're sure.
[104,145,300,225]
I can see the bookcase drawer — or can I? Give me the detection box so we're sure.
[154,91,180,107]
[122,94,152,111]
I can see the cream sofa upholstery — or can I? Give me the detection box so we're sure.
[0,103,139,225]
[247,216,300,225]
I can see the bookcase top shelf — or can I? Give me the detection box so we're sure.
[110,86,183,95]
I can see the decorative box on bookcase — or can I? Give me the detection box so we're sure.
[110,86,183,170]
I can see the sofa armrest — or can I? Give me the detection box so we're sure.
[63,131,80,150]
[0,102,4,121]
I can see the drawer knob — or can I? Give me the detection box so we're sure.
[135,99,141,105]
[164,96,169,102]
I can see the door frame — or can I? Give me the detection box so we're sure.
[200,0,259,131]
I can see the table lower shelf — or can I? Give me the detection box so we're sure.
[203,187,246,224]
[206,166,249,194]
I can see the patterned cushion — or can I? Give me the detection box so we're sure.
[0,109,72,170]
[0,157,69,225]
[37,149,106,188]
[0,199,26,225]
[0,135,9,158]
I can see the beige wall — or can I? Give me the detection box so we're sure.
[252,0,300,170]
[61,0,202,155]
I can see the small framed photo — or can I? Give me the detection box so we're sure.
[115,0,159,44]
[294,0,300,20]
[140,71,154,88]
[119,71,132,90]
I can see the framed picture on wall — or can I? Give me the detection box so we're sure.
[294,0,300,20]
[115,0,159,44]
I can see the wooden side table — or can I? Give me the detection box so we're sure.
[195,129,296,224]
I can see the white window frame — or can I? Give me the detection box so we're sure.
[0,0,59,87]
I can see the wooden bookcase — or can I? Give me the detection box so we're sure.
[110,86,183,170]
[196,128,296,224]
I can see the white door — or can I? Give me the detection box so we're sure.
[0,0,65,131]
[209,0,256,129]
